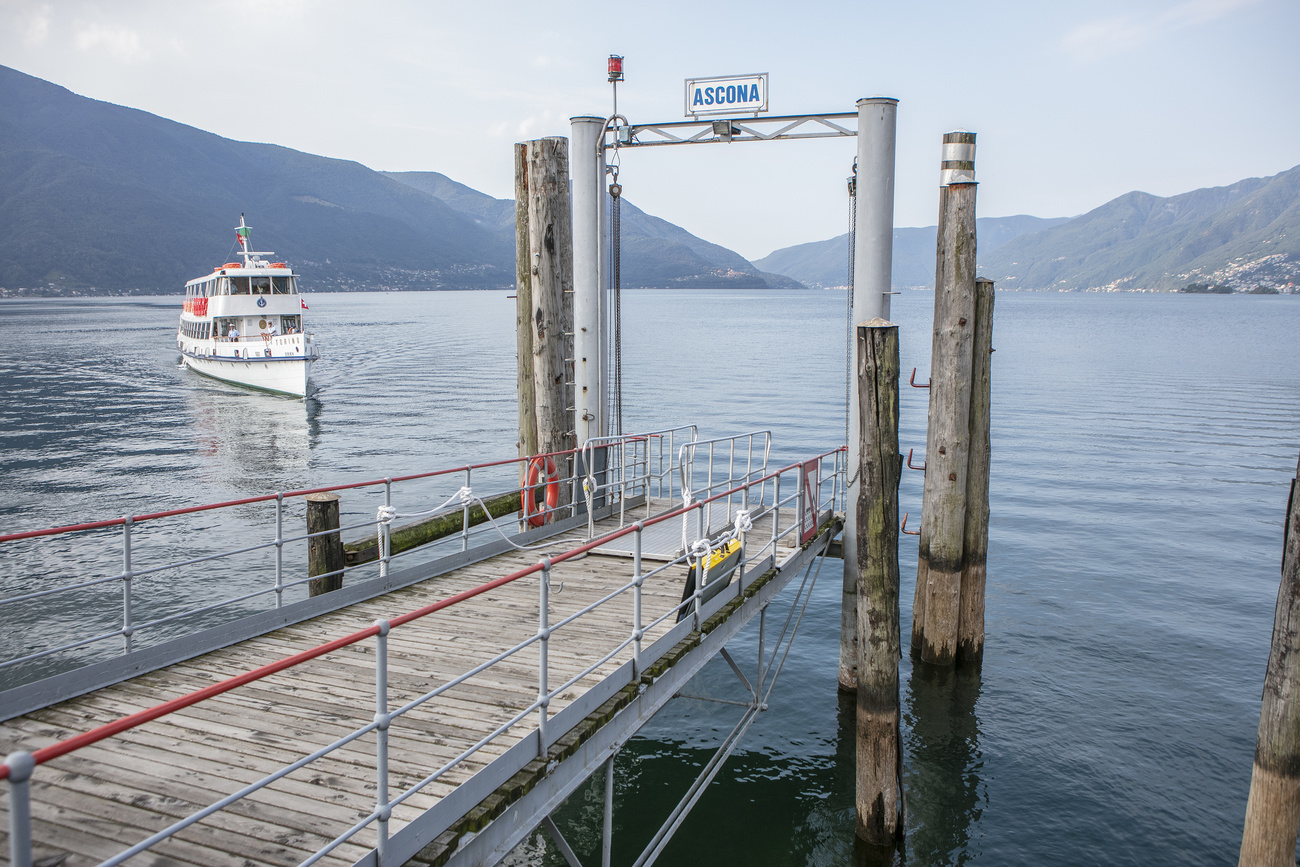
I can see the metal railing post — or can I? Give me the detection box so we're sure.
[728,439,737,523]
[797,462,806,544]
[706,442,715,532]
[632,523,644,676]
[832,450,841,515]
[121,517,134,654]
[381,480,393,578]
[757,606,767,706]
[274,494,284,607]
[374,619,392,863]
[538,560,551,756]
[461,470,471,553]
[6,751,35,867]
[771,475,781,551]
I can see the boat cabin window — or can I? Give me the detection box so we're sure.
[272,276,294,294]
[228,277,251,294]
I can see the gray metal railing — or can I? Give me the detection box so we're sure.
[2,440,845,867]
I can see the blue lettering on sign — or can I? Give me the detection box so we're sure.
[689,79,765,112]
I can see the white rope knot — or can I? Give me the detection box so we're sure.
[732,509,753,535]
[376,505,397,525]
[455,486,474,508]
[688,539,712,561]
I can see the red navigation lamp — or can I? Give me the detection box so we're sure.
[608,55,625,83]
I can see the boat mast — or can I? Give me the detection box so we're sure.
[235,214,274,267]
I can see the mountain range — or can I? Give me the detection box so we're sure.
[757,171,1300,293]
[0,64,797,294]
[755,216,1071,289]
[2,62,1296,296]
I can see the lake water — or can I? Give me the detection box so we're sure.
[1,289,1299,865]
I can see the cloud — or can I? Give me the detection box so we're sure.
[1062,0,1264,62]
[22,4,50,46]
[74,21,149,63]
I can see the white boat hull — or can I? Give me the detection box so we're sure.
[182,351,314,398]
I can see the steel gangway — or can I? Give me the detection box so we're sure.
[1,429,844,867]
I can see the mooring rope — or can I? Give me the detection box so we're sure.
[376,487,583,554]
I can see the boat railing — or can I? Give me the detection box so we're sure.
[0,443,845,867]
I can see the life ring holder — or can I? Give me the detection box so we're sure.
[524,456,560,528]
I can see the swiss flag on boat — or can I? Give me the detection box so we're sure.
[301,299,309,309]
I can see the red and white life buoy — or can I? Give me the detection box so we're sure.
[524,456,560,528]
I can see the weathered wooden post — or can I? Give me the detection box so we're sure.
[515,137,575,515]
[914,177,977,667]
[957,278,994,664]
[515,144,538,479]
[1239,452,1300,866]
[855,320,905,845]
[306,492,344,596]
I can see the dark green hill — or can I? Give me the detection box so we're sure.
[979,166,1300,291]
[755,215,1070,289]
[384,171,804,290]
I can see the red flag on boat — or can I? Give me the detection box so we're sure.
[301,299,309,309]
[235,226,250,249]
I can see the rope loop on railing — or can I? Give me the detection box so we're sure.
[376,505,398,525]
[688,538,712,561]
[733,509,753,535]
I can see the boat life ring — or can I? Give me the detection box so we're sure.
[524,456,560,528]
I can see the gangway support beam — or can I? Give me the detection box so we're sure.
[416,519,840,867]
[841,97,898,692]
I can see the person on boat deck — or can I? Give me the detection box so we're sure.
[260,323,272,342]
[227,325,239,341]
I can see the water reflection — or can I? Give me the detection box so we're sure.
[902,664,986,865]
[182,379,315,491]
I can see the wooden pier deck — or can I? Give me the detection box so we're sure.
[0,499,830,867]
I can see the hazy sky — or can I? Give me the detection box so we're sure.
[2,0,1297,261]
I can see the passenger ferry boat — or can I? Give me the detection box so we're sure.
[177,217,318,397]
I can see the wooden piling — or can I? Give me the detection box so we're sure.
[916,180,978,667]
[515,143,538,482]
[1238,452,1300,866]
[957,278,994,664]
[306,492,344,596]
[854,321,904,845]
[910,184,946,658]
[516,137,575,511]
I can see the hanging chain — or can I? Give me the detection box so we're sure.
[609,169,623,438]
[845,160,857,454]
